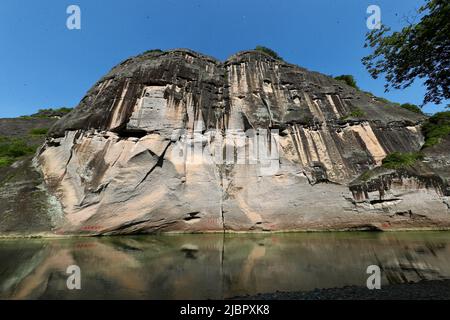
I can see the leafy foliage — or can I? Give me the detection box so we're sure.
[334,75,359,89]
[143,49,163,54]
[421,111,450,147]
[21,107,72,119]
[341,108,366,120]
[398,103,423,114]
[362,0,450,105]
[0,136,37,168]
[254,46,284,61]
[382,152,424,169]
[29,128,49,136]
[0,157,13,168]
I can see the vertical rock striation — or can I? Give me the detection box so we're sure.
[27,49,449,235]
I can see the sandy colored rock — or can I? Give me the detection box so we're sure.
[2,49,448,235]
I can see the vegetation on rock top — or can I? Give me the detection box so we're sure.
[143,49,164,55]
[334,75,359,89]
[254,46,284,61]
[20,108,72,119]
[0,111,57,168]
[29,128,49,136]
[341,107,366,120]
[332,76,423,116]
[396,103,423,114]
[0,136,37,168]
[421,111,450,148]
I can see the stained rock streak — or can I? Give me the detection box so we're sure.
[3,49,448,236]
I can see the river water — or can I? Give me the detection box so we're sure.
[1,232,450,299]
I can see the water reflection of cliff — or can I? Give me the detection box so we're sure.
[1,232,450,299]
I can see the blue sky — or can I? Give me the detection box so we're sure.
[0,0,447,118]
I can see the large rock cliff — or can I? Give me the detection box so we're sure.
[2,49,449,235]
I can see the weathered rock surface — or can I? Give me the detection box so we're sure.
[2,49,449,235]
[0,117,60,236]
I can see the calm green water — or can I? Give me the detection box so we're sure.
[1,232,450,299]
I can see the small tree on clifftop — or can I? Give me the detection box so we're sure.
[254,46,284,61]
[334,75,359,89]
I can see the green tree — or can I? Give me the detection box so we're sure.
[254,46,284,61]
[0,137,37,168]
[334,75,359,89]
[362,0,449,105]
[399,103,423,114]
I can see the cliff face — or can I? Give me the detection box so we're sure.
[4,49,448,235]
[0,116,60,235]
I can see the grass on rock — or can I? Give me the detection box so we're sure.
[381,152,424,169]
[0,136,37,168]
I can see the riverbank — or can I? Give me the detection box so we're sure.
[232,279,450,300]
[2,227,450,240]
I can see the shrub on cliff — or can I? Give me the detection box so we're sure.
[341,107,366,120]
[421,111,450,147]
[29,128,49,136]
[36,107,72,118]
[334,75,359,89]
[143,49,163,54]
[0,136,36,168]
[21,107,72,119]
[382,152,424,169]
[399,103,423,114]
[254,46,284,61]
